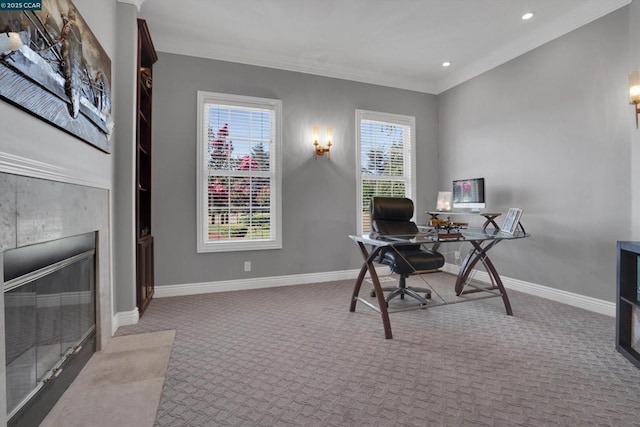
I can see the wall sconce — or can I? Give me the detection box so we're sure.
[313,126,332,159]
[630,70,640,128]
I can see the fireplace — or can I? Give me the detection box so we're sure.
[4,232,96,427]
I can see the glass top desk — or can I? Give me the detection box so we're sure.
[348,227,529,339]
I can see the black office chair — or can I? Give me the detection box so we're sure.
[369,197,445,304]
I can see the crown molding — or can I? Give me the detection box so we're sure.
[117,0,145,12]
[153,33,438,94]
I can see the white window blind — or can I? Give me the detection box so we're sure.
[197,91,282,252]
[356,110,416,234]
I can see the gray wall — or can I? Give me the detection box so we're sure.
[149,3,640,303]
[151,54,439,285]
[437,7,632,302]
[113,3,138,313]
[630,1,640,239]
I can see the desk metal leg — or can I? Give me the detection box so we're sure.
[481,215,500,232]
[455,240,513,316]
[350,243,393,339]
[350,263,368,313]
[477,251,513,315]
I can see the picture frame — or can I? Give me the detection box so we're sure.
[436,191,452,211]
[501,208,523,234]
[0,0,113,153]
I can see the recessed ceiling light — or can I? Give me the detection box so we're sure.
[522,12,535,20]
[442,61,451,67]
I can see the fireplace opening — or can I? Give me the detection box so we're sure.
[4,232,97,427]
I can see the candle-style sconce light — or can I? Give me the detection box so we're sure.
[630,70,640,128]
[313,126,332,159]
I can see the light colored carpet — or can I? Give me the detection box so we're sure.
[40,330,175,427]
[114,272,640,426]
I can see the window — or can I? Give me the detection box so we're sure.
[197,91,282,252]
[356,109,416,234]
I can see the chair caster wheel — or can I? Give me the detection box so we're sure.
[425,293,432,299]
[370,290,376,297]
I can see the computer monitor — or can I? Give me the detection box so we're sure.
[452,177,485,212]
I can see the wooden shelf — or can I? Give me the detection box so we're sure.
[621,295,640,308]
[139,110,149,124]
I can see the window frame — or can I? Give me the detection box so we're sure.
[355,109,417,234]
[196,91,282,253]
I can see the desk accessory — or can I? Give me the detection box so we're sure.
[436,191,452,211]
[427,218,466,240]
[501,208,523,234]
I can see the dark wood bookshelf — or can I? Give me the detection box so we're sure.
[616,241,640,369]
[136,19,158,316]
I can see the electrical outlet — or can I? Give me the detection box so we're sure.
[244,261,251,272]
[454,251,460,260]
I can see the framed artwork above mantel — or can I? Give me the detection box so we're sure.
[0,0,113,153]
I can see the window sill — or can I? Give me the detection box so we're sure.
[197,239,282,253]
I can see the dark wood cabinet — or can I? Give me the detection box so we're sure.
[136,19,157,315]
[616,241,640,368]
[137,235,155,314]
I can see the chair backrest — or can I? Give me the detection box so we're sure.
[370,197,419,236]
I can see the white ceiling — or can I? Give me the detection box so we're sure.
[133,0,630,94]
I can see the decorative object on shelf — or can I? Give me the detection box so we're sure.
[313,125,332,159]
[0,0,113,152]
[140,67,152,88]
[436,191,452,211]
[629,70,640,128]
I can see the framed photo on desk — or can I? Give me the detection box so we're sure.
[501,208,523,234]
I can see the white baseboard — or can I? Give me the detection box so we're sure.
[112,307,139,333]
[154,269,362,298]
[441,263,615,317]
[152,265,614,317]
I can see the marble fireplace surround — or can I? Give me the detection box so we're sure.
[0,170,111,423]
